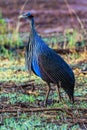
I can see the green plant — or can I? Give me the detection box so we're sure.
[71,125,81,130]
[60,124,68,130]
[0,13,7,33]
[0,12,23,58]
[0,92,36,105]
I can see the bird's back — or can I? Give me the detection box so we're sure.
[31,34,75,101]
[31,33,75,85]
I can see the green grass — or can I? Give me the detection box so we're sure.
[0,92,36,105]
[0,12,23,59]
[0,53,87,129]
[0,115,81,130]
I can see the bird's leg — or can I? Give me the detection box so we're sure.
[56,81,62,102]
[31,83,35,92]
[69,94,74,104]
[44,83,51,105]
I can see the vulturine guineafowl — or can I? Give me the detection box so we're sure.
[19,12,75,105]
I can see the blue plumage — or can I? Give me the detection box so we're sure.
[19,12,75,104]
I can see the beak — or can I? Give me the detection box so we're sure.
[19,14,27,19]
[19,15,23,19]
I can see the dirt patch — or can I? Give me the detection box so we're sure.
[0,0,87,34]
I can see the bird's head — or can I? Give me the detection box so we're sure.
[19,11,35,30]
[19,12,34,20]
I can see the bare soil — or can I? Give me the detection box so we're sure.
[0,0,87,34]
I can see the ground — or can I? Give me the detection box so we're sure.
[0,53,87,129]
[0,0,87,130]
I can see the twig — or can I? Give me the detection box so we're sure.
[16,0,29,33]
[1,80,34,88]
[0,108,63,113]
[0,108,87,113]
[64,0,84,29]
[16,80,35,88]
[67,119,87,124]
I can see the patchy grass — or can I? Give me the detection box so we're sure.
[0,114,81,130]
[0,52,87,129]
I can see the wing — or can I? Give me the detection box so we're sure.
[38,49,74,85]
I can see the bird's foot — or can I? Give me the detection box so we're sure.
[37,100,48,107]
[56,100,60,103]
[31,84,35,92]
[44,99,54,106]
[57,96,64,103]
[43,102,47,107]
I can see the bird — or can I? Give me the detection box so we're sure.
[19,12,75,105]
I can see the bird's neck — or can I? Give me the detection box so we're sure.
[30,18,36,34]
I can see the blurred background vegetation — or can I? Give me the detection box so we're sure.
[0,0,87,59]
